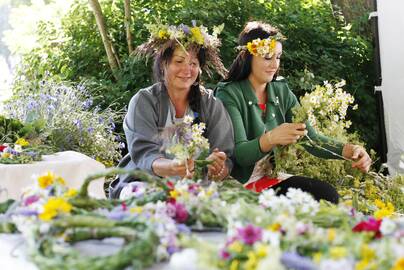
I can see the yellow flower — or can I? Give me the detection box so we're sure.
[360,244,375,261]
[38,172,56,188]
[355,259,369,270]
[228,241,243,253]
[15,138,29,147]
[39,197,72,221]
[245,251,258,270]
[330,246,347,259]
[255,244,267,258]
[270,39,276,51]
[391,258,404,270]
[268,223,281,231]
[64,188,78,198]
[1,152,11,158]
[374,200,395,219]
[230,260,240,270]
[190,27,204,45]
[327,228,336,242]
[158,29,169,39]
[313,252,322,263]
[130,206,143,214]
[170,189,180,199]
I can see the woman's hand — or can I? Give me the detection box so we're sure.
[260,123,307,152]
[207,148,228,180]
[342,144,372,173]
[152,158,194,178]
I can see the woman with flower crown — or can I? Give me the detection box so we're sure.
[110,22,234,199]
[216,21,371,203]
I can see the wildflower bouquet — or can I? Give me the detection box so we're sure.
[274,80,404,213]
[161,115,212,180]
[3,79,122,166]
[0,138,51,164]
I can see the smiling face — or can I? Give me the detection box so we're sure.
[248,41,282,84]
[164,47,200,93]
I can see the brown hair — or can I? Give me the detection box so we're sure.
[225,21,282,82]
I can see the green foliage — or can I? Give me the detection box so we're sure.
[10,0,377,150]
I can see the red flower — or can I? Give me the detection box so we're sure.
[0,145,6,152]
[352,217,382,238]
[166,181,174,190]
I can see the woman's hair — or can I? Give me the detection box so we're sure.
[225,21,281,82]
[152,44,207,118]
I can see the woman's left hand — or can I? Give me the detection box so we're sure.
[342,144,372,173]
[207,148,227,180]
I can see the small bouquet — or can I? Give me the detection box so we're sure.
[0,138,46,164]
[161,115,211,180]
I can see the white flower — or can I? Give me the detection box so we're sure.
[119,181,147,200]
[380,218,397,236]
[169,248,199,270]
[319,259,353,270]
[256,245,285,270]
[335,79,346,88]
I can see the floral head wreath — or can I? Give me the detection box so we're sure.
[136,21,227,78]
[237,32,286,58]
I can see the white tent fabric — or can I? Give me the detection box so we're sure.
[377,0,404,175]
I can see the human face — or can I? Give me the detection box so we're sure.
[164,47,200,93]
[249,41,282,84]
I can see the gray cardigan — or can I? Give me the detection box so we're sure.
[110,82,234,198]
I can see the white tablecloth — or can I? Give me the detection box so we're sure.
[0,232,226,270]
[0,151,106,202]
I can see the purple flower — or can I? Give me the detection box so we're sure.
[237,224,263,245]
[82,99,93,110]
[180,24,190,34]
[24,195,40,206]
[167,245,179,255]
[176,223,191,234]
[280,252,317,270]
[191,20,197,27]
[13,208,38,216]
[73,119,82,129]
[106,210,129,221]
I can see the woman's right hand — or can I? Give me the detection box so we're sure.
[152,158,194,178]
[260,123,307,152]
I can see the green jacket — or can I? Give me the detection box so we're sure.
[216,79,344,183]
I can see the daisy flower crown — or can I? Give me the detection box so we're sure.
[237,32,286,58]
[136,21,227,78]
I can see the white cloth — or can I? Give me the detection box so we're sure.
[378,1,404,175]
[0,151,106,202]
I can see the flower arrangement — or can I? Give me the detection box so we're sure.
[3,79,122,166]
[273,79,404,214]
[238,33,286,58]
[161,115,212,180]
[136,21,227,77]
[179,188,404,270]
[0,138,49,164]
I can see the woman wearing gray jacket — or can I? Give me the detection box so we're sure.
[110,23,234,198]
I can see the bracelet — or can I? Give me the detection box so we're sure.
[211,165,226,180]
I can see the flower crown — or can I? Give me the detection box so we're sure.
[136,21,227,78]
[237,33,286,58]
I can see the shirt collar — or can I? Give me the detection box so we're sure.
[241,79,279,106]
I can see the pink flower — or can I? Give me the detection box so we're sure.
[352,217,382,238]
[23,195,40,206]
[219,249,230,260]
[167,202,189,223]
[238,224,263,245]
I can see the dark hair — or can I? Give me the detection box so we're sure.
[225,21,281,82]
[152,45,207,119]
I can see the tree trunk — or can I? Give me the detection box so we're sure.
[124,0,134,54]
[88,0,121,80]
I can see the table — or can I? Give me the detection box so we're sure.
[0,151,106,202]
[0,232,226,270]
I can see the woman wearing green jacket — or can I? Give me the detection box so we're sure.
[216,21,371,203]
